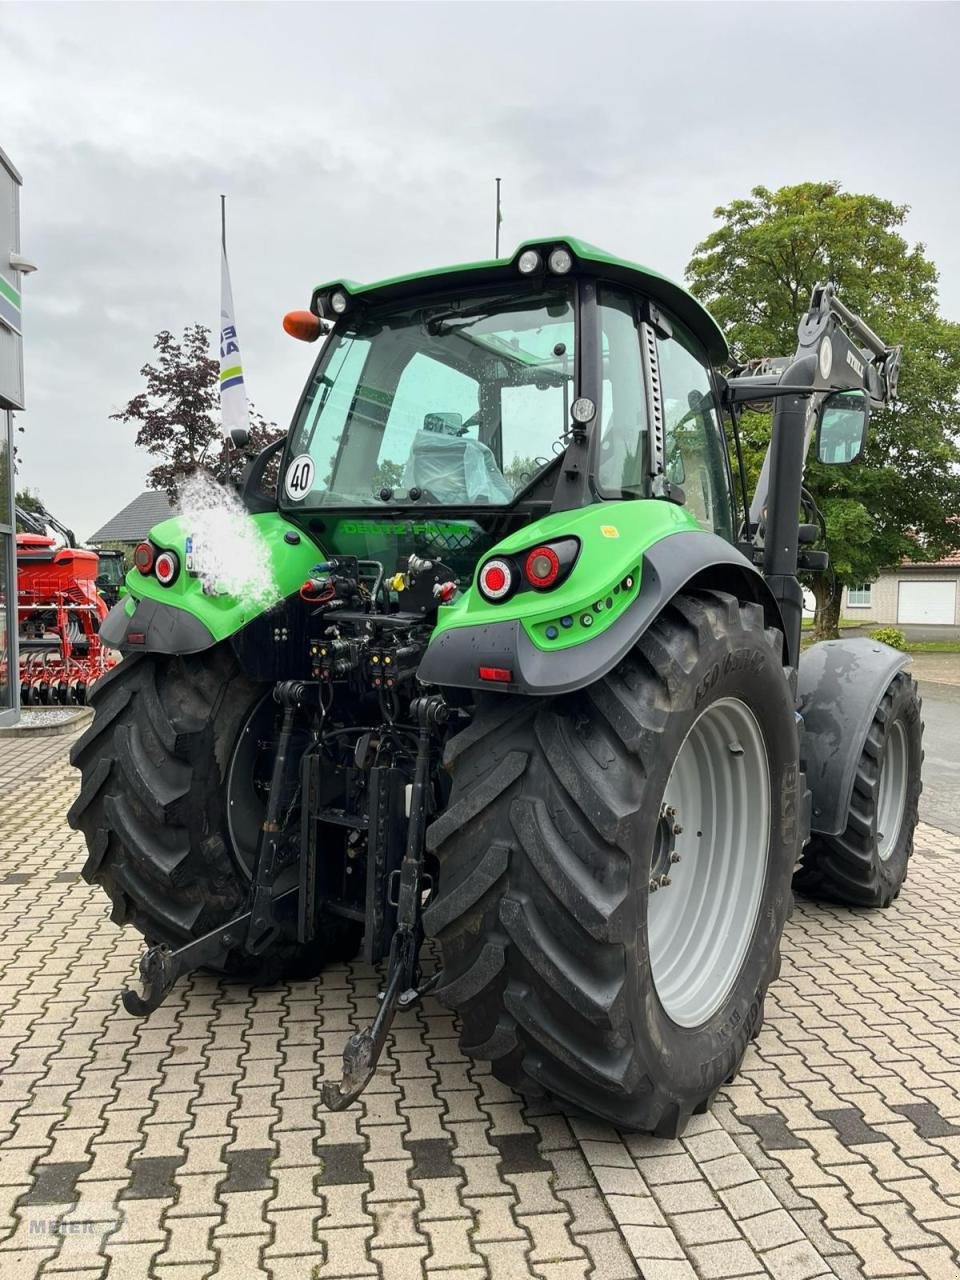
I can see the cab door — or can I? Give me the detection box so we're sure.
[656,320,735,542]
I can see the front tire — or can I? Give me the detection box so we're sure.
[795,670,922,908]
[424,590,800,1134]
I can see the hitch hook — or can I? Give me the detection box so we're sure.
[121,943,177,1016]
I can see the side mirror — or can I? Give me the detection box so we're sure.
[817,390,870,464]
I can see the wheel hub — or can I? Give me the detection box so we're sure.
[649,805,682,892]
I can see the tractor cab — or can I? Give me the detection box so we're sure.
[93,549,127,607]
[276,239,737,572]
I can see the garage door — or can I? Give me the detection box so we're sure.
[897,580,957,624]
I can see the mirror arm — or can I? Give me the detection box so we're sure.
[722,381,822,407]
[240,436,287,514]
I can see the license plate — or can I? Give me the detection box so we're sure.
[184,535,209,577]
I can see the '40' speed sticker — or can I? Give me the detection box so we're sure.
[284,454,315,501]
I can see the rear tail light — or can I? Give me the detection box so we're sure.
[524,545,561,589]
[154,550,180,586]
[477,538,580,604]
[134,541,155,574]
[479,666,513,683]
[478,558,515,601]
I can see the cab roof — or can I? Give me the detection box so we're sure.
[311,236,729,363]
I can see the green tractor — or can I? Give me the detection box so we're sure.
[69,239,922,1133]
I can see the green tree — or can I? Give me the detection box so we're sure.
[111,324,284,502]
[14,487,44,529]
[503,455,546,490]
[686,182,960,639]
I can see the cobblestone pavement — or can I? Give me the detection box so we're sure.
[2,733,960,1280]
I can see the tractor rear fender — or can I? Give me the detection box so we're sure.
[99,594,218,655]
[798,638,909,837]
[99,511,322,658]
[418,529,785,696]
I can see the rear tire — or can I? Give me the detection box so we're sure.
[424,590,801,1134]
[794,670,922,908]
[68,645,361,975]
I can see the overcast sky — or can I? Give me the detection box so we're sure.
[3,0,960,539]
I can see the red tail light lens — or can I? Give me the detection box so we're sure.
[525,545,561,589]
[134,541,155,574]
[154,550,180,586]
[479,666,513,683]
[478,558,514,601]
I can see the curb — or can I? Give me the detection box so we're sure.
[0,707,94,738]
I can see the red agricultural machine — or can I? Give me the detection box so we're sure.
[15,503,117,705]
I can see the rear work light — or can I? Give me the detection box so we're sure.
[154,550,180,586]
[478,558,515,601]
[524,545,561,589]
[134,541,154,574]
[548,246,573,275]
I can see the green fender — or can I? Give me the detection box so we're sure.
[99,512,322,654]
[418,501,784,694]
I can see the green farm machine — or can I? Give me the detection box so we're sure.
[69,239,921,1132]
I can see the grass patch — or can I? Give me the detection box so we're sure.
[800,636,960,654]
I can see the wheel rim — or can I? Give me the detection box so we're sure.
[647,697,771,1029]
[877,719,908,861]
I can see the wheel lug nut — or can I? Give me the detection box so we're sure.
[659,875,671,887]
[673,823,683,835]
[671,853,681,863]
[649,879,658,893]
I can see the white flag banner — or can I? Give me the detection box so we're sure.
[220,244,249,437]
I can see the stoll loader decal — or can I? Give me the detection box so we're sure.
[69,239,919,1133]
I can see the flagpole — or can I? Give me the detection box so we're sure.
[219,194,249,442]
[495,177,501,258]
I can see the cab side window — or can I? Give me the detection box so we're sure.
[656,324,734,540]
[597,286,648,497]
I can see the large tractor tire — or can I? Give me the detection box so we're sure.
[795,670,922,908]
[424,590,801,1134]
[68,645,360,975]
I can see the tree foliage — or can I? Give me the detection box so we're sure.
[111,324,284,502]
[686,182,960,637]
[14,486,43,532]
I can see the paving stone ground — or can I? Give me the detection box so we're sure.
[2,732,960,1280]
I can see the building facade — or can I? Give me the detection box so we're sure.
[0,146,26,727]
[841,556,960,628]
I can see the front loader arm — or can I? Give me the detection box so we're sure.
[723,284,901,664]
